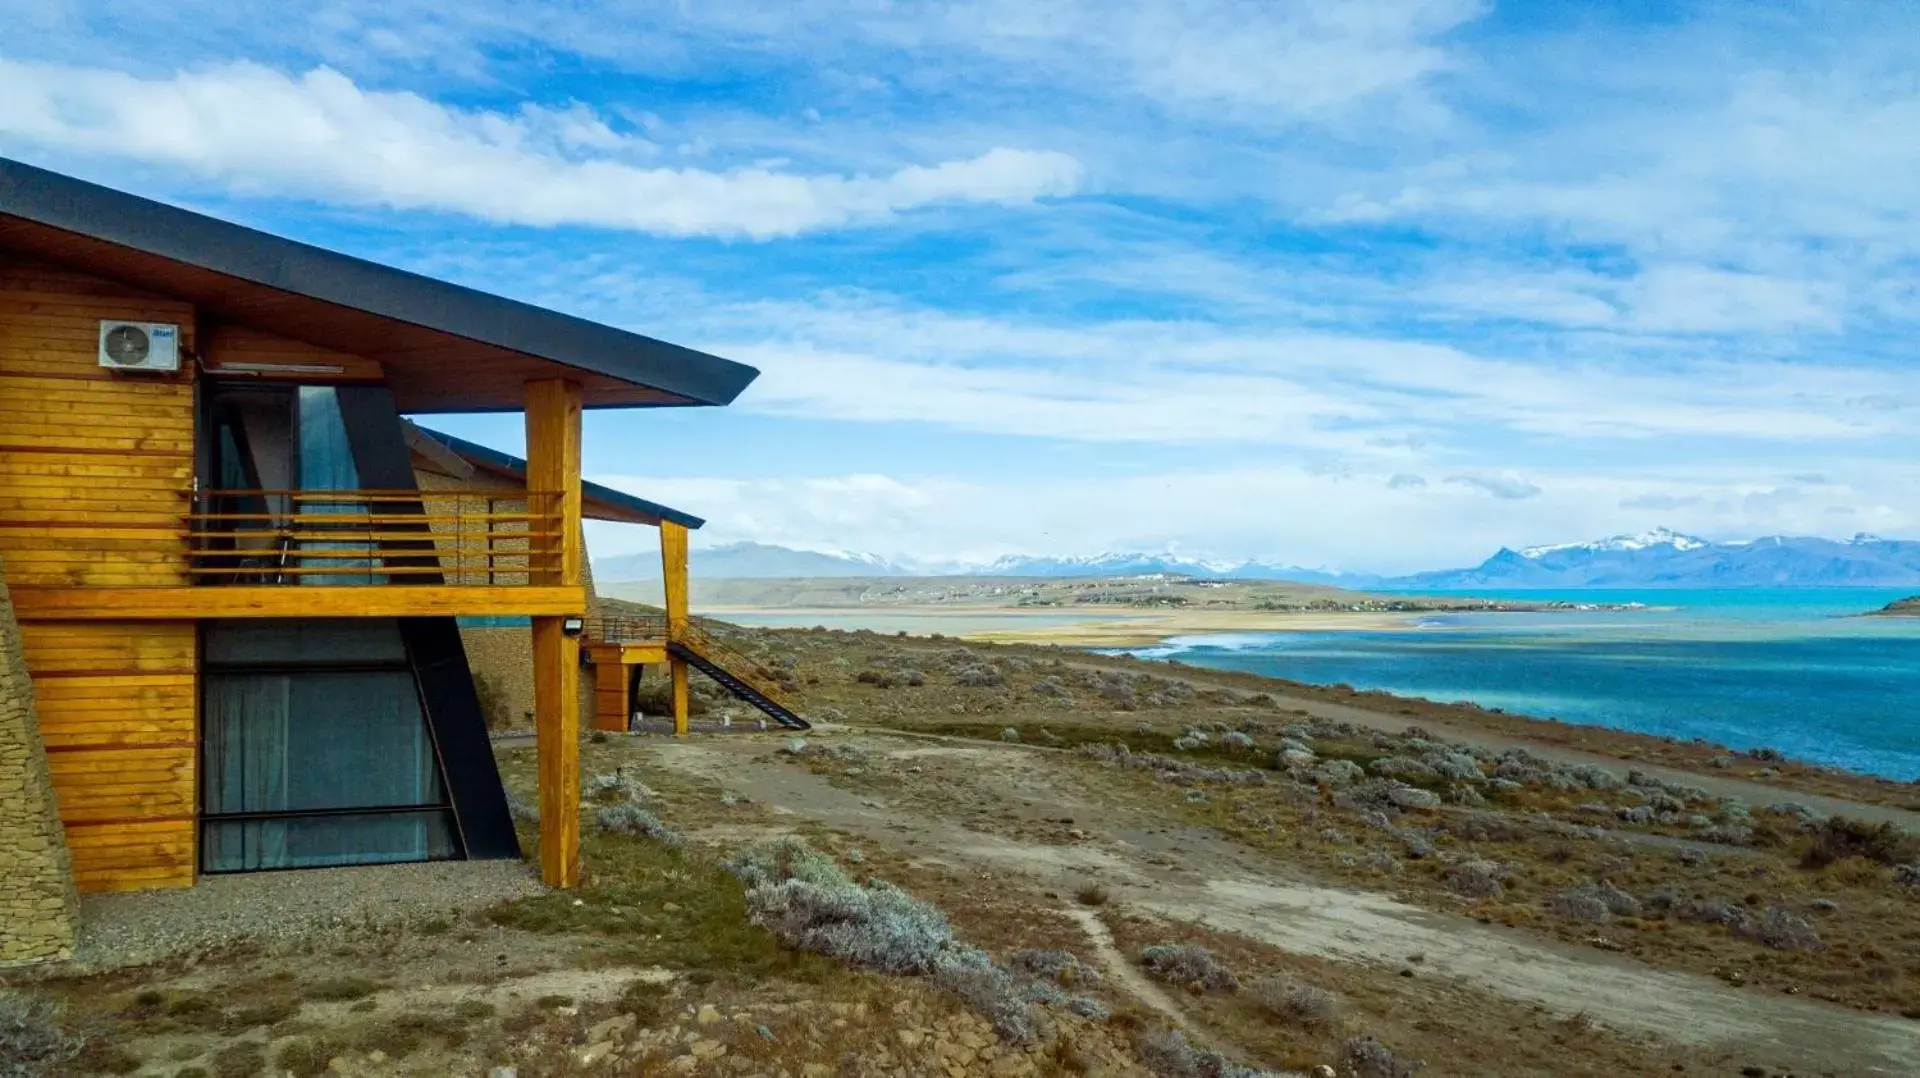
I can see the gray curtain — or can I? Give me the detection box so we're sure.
[202,667,448,871]
[202,675,291,870]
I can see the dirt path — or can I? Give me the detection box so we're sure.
[649,736,1920,1076]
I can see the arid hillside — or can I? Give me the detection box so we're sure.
[7,620,1919,1077]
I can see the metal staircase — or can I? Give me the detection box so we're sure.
[669,623,812,731]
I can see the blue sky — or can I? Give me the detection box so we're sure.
[4,1,1917,573]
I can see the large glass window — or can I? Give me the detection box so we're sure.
[201,383,385,585]
[200,621,461,873]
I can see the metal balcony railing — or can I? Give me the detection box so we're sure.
[586,613,671,643]
[184,489,564,586]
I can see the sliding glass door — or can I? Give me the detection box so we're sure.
[200,383,383,585]
[200,621,461,872]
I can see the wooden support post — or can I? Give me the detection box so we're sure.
[531,618,579,887]
[661,520,689,640]
[670,657,690,737]
[526,378,584,888]
[660,519,692,737]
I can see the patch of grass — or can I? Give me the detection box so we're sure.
[484,829,840,984]
[274,1035,345,1078]
[533,994,575,1009]
[165,995,218,1018]
[74,1039,143,1075]
[227,999,299,1030]
[453,999,497,1020]
[356,1012,472,1058]
[303,977,380,1002]
[210,1040,266,1078]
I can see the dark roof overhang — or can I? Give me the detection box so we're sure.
[0,157,759,413]
[410,424,705,530]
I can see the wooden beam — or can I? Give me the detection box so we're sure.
[525,378,583,888]
[532,616,579,888]
[7,585,587,620]
[670,657,690,738]
[524,379,583,587]
[661,519,689,640]
[591,650,629,733]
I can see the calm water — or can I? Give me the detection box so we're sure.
[715,610,1134,636]
[1131,589,1920,781]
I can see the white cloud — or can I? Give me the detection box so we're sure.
[0,1,1488,122]
[0,60,1084,238]
[1445,472,1542,500]
[666,296,1919,448]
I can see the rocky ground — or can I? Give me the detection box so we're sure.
[5,621,1918,1077]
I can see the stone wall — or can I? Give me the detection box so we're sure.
[0,555,80,964]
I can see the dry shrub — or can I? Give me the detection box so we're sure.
[0,991,86,1078]
[1799,817,1919,869]
[1551,882,1641,924]
[722,837,1088,1042]
[1439,859,1504,899]
[1343,1036,1423,1077]
[1134,1027,1281,1078]
[1010,949,1103,987]
[1730,907,1823,952]
[1139,943,1239,992]
[1248,976,1338,1028]
[1075,883,1111,906]
[594,803,683,847]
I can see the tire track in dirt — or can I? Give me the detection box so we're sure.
[651,737,1920,1075]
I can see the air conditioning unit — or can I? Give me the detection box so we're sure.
[98,321,182,373]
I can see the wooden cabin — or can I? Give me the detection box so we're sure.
[0,156,784,963]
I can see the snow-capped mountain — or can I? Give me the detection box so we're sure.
[1517,528,1709,559]
[593,531,1920,587]
[595,544,1364,583]
[983,552,1255,578]
[595,542,910,580]
[1385,530,1920,589]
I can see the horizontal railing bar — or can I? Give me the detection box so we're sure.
[184,565,511,577]
[185,530,561,543]
[195,489,563,502]
[183,512,554,524]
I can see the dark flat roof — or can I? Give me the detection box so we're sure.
[414,425,705,530]
[0,156,759,412]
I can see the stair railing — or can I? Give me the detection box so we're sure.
[674,621,798,712]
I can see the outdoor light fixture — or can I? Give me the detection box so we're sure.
[561,616,585,636]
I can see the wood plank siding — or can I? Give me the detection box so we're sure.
[0,255,200,890]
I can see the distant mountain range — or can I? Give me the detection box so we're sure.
[593,528,1920,588]
[1388,529,1920,589]
[596,542,902,581]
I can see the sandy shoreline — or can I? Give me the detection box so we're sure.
[701,604,1440,647]
[963,609,1437,646]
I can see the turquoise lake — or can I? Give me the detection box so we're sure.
[1130,588,1920,781]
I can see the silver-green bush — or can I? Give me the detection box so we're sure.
[0,992,85,1078]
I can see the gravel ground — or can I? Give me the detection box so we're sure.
[68,860,544,971]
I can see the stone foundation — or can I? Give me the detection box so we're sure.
[0,556,80,964]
